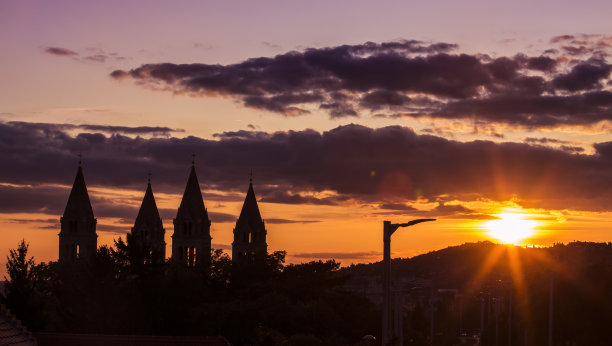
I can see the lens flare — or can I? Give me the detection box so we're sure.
[484,212,538,244]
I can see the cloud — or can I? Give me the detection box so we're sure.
[551,60,611,91]
[3,121,612,213]
[289,251,382,261]
[377,201,497,220]
[379,203,418,211]
[0,185,66,214]
[44,46,128,63]
[45,47,78,56]
[524,137,571,145]
[6,121,182,136]
[96,224,129,234]
[212,243,232,250]
[111,37,612,128]
[209,212,236,223]
[259,191,341,206]
[265,218,321,224]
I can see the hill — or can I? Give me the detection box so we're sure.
[342,241,612,345]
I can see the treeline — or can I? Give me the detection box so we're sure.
[2,238,379,346]
[344,241,612,345]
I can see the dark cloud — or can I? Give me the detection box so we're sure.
[524,56,558,72]
[259,191,341,206]
[525,137,571,145]
[111,38,612,128]
[3,121,612,214]
[436,91,612,127]
[45,47,78,56]
[560,145,584,153]
[6,121,182,136]
[551,60,611,91]
[377,201,496,220]
[96,224,129,234]
[44,46,128,63]
[79,124,184,135]
[379,203,418,211]
[0,185,66,214]
[360,89,411,110]
[209,212,236,223]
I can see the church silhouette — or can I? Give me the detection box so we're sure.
[58,160,268,265]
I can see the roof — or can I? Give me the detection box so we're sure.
[34,333,230,346]
[175,165,208,221]
[235,181,265,232]
[133,181,162,231]
[62,164,94,219]
[0,304,36,346]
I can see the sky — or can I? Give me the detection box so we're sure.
[1,0,612,277]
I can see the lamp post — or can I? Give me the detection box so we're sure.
[382,219,436,346]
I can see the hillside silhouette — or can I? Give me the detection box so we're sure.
[343,241,612,345]
[5,239,612,345]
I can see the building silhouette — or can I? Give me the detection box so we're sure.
[171,162,212,267]
[232,175,268,262]
[58,160,269,266]
[130,176,166,264]
[58,162,97,262]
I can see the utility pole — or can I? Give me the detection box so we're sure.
[548,272,553,346]
[382,219,435,346]
[508,286,512,346]
[430,286,434,345]
[480,295,485,341]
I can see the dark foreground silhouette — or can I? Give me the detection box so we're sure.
[5,240,612,345]
[2,239,378,345]
[343,241,612,345]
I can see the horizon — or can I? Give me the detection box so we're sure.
[2,1,612,280]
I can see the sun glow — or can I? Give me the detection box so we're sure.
[484,212,539,244]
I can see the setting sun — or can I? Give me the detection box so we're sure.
[484,212,539,244]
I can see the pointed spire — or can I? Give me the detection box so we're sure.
[176,164,208,221]
[134,178,162,230]
[236,175,264,232]
[63,162,94,219]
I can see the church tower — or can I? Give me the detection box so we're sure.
[232,175,268,262]
[59,161,97,262]
[130,176,166,264]
[172,162,211,267]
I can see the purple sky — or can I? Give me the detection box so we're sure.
[1,0,611,273]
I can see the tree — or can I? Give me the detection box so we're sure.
[3,240,48,330]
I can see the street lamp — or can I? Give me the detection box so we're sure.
[382,219,436,346]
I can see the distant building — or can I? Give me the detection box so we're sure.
[171,163,212,267]
[232,176,268,262]
[130,177,166,264]
[58,162,97,262]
